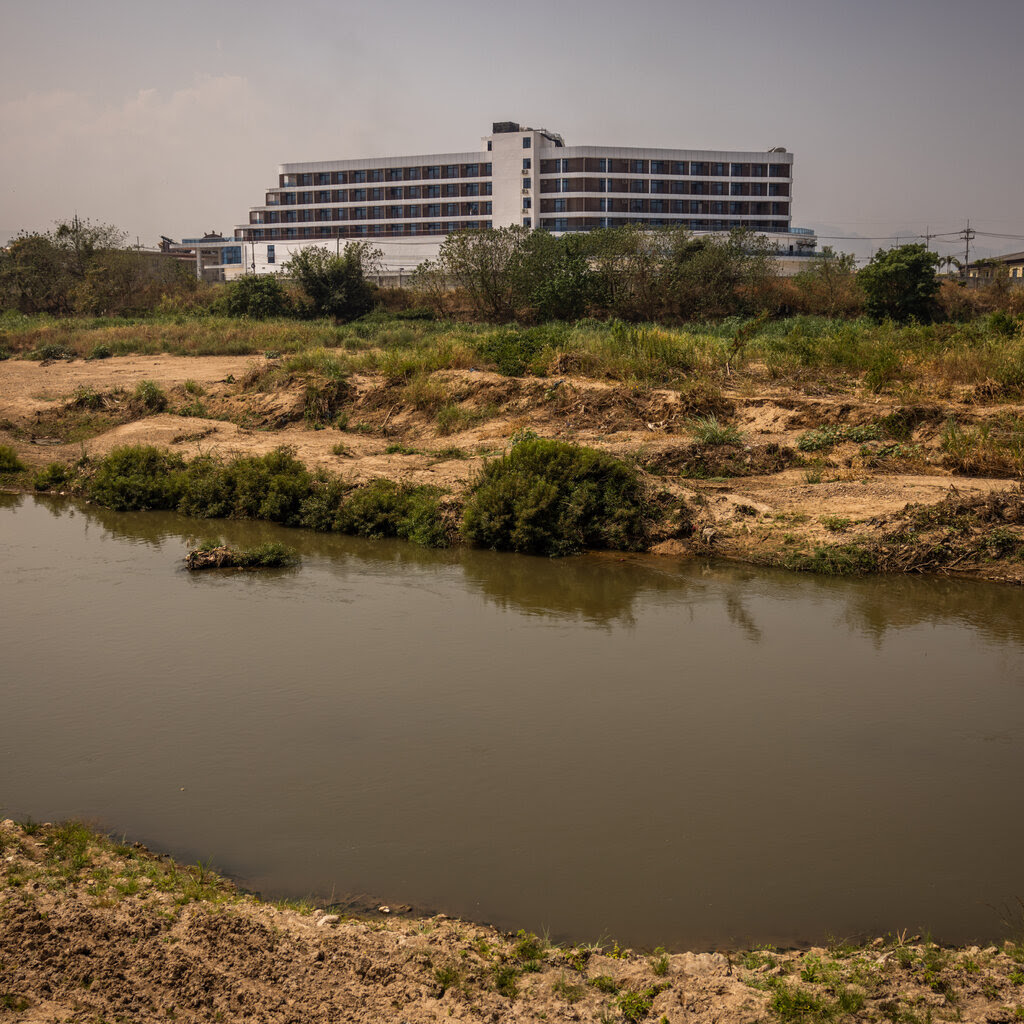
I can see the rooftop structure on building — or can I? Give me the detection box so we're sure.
[199,123,819,278]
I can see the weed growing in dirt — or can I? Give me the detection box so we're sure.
[44,822,94,875]
[617,985,667,1023]
[797,423,885,452]
[131,379,168,413]
[690,415,743,446]
[590,975,620,994]
[552,976,585,1003]
[177,399,208,418]
[819,515,852,533]
[493,963,521,999]
[462,436,651,555]
[651,947,670,976]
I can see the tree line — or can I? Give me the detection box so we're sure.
[2,218,1020,325]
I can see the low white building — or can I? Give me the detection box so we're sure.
[200,122,819,278]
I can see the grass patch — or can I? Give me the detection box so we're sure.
[819,515,852,532]
[783,543,881,576]
[493,963,521,999]
[689,414,743,446]
[552,976,585,1003]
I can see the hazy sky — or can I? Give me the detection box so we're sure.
[2,0,1021,262]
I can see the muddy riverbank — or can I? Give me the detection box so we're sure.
[2,820,1022,1024]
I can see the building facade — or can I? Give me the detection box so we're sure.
[223,122,816,277]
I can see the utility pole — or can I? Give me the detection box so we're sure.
[960,220,975,278]
[921,226,934,247]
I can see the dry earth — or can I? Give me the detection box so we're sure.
[3,821,1023,1024]
[1,352,1023,581]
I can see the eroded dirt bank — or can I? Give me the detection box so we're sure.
[3,820,1022,1024]
[2,351,1023,581]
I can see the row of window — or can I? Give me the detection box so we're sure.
[539,158,789,177]
[252,203,493,224]
[543,199,789,216]
[539,217,792,232]
[540,178,789,196]
[280,164,492,187]
[245,223,493,240]
[268,182,492,205]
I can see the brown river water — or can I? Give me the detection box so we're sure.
[2,491,1023,950]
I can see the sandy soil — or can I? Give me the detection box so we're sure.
[2,352,1022,581]
[3,821,1021,1024]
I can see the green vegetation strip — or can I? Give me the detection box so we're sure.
[57,437,668,557]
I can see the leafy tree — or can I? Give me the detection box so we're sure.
[285,243,380,321]
[791,246,862,317]
[659,228,776,319]
[0,217,192,315]
[858,243,940,322]
[223,274,292,319]
[427,226,531,321]
[582,223,664,320]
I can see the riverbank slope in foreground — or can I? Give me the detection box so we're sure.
[2,348,1023,581]
[2,821,1022,1023]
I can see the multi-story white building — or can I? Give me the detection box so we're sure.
[217,122,816,277]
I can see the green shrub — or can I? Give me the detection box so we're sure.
[217,449,312,525]
[474,327,550,376]
[297,476,351,531]
[335,479,449,547]
[131,379,168,413]
[0,444,26,473]
[33,462,70,490]
[462,437,650,556]
[223,274,292,319]
[29,342,73,361]
[85,445,185,510]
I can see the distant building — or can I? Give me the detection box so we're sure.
[160,233,242,282]
[188,123,820,278]
[966,250,1024,286]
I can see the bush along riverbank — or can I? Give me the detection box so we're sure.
[1,819,1023,1023]
[4,328,1024,581]
[44,439,688,556]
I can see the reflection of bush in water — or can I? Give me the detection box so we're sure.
[838,574,1024,649]
[32,496,1024,647]
[459,551,694,626]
